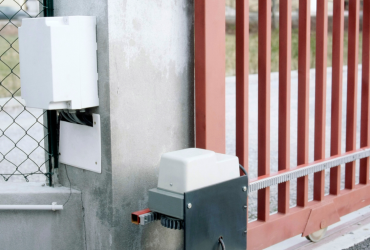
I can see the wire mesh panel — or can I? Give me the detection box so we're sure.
[0,0,53,183]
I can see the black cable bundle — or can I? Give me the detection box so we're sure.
[59,110,93,127]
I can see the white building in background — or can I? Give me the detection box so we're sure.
[310,1,334,14]
[1,0,25,8]
[225,0,335,15]
[25,0,39,16]
[311,1,317,13]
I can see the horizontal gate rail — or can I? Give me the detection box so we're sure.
[249,148,370,192]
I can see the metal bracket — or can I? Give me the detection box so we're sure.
[184,175,248,250]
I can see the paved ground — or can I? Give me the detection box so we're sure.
[226,66,363,220]
[344,238,370,250]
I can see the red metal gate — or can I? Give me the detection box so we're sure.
[195,0,370,249]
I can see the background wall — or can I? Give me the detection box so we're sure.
[55,0,194,249]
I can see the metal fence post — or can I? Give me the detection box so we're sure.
[43,0,57,187]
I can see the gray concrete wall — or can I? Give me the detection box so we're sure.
[108,1,194,249]
[55,0,194,250]
[0,183,84,250]
[54,1,113,249]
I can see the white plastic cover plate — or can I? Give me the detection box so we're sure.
[59,114,101,173]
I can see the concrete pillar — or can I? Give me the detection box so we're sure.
[55,0,194,249]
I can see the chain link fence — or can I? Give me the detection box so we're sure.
[0,0,54,183]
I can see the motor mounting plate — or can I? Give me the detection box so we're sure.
[184,175,248,250]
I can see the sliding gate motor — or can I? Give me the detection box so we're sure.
[131,148,248,249]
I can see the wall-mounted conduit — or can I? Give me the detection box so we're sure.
[0,202,63,211]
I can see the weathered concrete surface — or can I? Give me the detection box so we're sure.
[0,183,84,250]
[55,1,194,250]
[107,0,194,249]
[53,1,113,250]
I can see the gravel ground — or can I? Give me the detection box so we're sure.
[226,66,363,220]
[0,66,364,220]
[343,237,370,250]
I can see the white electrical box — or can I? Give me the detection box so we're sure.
[19,16,99,110]
[157,148,240,194]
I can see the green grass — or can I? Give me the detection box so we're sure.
[226,29,362,76]
[0,34,20,99]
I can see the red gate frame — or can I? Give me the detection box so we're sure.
[194,0,370,249]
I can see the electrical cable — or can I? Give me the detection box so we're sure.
[80,113,93,126]
[239,164,247,176]
[60,111,75,123]
[65,112,77,122]
[60,110,92,127]
[70,113,86,125]
[56,111,61,152]
[63,164,72,206]
[219,237,225,250]
[66,112,83,125]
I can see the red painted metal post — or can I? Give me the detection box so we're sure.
[236,0,249,174]
[345,0,360,190]
[297,0,310,207]
[194,0,226,153]
[360,0,370,185]
[258,0,271,221]
[330,0,345,195]
[314,0,328,201]
[278,0,291,214]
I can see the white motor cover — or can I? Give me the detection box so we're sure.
[19,16,99,110]
[157,148,240,194]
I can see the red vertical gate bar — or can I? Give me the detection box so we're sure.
[345,0,360,190]
[257,0,271,222]
[330,0,345,195]
[194,0,226,153]
[360,0,370,185]
[297,0,311,207]
[236,0,249,174]
[278,0,291,214]
[314,0,328,201]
